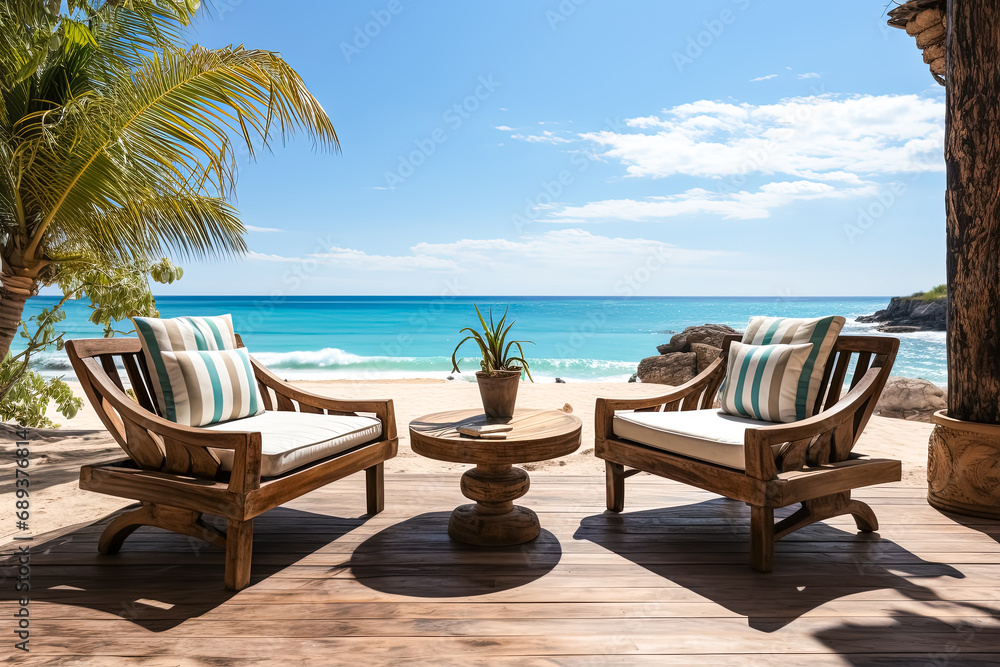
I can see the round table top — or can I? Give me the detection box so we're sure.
[409,408,583,465]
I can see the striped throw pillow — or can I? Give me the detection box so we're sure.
[719,341,815,423]
[742,315,846,420]
[133,315,238,419]
[157,348,264,427]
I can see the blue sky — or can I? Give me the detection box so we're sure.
[151,0,946,297]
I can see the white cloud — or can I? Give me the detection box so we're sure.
[546,180,880,223]
[750,74,778,82]
[412,229,729,268]
[244,225,283,232]
[510,130,573,144]
[798,72,821,79]
[249,230,728,277]
[312,247,459,271]
[578,94,944,181]
[246,251,293,262]
[494,125,514,131]
[247,247,458,271]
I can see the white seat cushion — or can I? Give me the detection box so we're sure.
[612,409,775,470]
[205,410,383,477]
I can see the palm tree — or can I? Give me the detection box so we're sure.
[0,0,338,357]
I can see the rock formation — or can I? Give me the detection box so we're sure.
[875,376,947,422]
[656,324,739,355]
[690,342,723,374]
[637,352,697,386]
[857,296,946,332]
[638,324,737,385]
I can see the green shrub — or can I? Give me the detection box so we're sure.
[0,257,183,428]
[909,284,947,301]
[0,356,81,428]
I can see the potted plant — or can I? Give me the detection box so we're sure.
[451,305,533,419]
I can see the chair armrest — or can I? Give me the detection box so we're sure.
[247,354,398,442]
[743,366,883,480]
[595,359,725,439]
[81,357,262,493]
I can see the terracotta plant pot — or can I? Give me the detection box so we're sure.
[928,410,1000,519]
[476,370,521,420]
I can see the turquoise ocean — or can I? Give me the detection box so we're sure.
[21,296,947,385]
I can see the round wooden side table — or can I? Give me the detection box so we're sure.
[409,408,582,546]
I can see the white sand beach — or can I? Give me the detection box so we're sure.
[0,379,934,542]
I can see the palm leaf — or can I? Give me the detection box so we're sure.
[17,43,338,262]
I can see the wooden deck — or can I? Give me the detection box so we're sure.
[4,473,1000,665]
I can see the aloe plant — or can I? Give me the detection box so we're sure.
[451,306,533,380]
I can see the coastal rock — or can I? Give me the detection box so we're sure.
[637,352,697,386]
[628,373,639,383]
[858,296,946,332]
[656,324,740,355]
[691,343,723,373]
[875,376,947,422]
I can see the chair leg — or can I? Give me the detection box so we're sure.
[225,519,254,591]
[606,461,625,512]
[750,505,775,573]
[847,499,878,532]
[98,503,226,554]
[366,463,385,515]
[773,492,879,541]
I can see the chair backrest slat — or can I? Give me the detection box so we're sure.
[823,351,852,411]
[257,380,275,411]
[66,338,224,479]
[716,334,898,463]
[274,392,296,412]
[99,354,124,391]
[122,353,158,415]
[850,352,873,390]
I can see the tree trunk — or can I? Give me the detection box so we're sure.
[945,0,1000,424]
[0,273,34,359]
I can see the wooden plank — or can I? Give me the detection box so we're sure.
[18,630,1000,658]
[24,599,1000,622]
[8,474,1000,663]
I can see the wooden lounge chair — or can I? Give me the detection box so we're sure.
[65,336,398,590]
[596,334,900,572]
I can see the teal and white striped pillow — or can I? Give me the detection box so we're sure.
[719,341,815,423]
[157,348,264,427]
[133,315,237,419]
[742,315,845,420]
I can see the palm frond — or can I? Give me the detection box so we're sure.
[17,44,338,261]
[60,193,246,262]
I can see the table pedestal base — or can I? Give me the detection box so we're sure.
[447,464,540,546]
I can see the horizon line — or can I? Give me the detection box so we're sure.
[35,293,898,300]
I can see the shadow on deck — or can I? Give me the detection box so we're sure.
[573,498,966,632]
